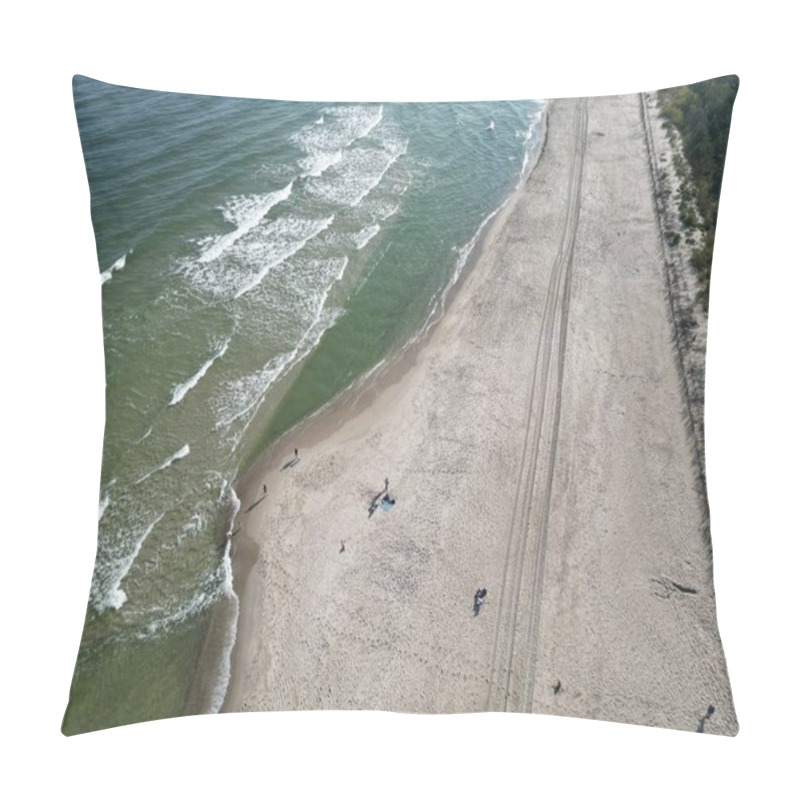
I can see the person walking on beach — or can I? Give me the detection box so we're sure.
[294,448,299,460]
[384,477,389,493]
[263,484,267,495]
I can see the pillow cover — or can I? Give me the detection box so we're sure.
[64,75,738,735]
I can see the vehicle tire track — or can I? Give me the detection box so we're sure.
[485,97,588,712]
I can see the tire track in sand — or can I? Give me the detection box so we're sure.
[485,97,588,712]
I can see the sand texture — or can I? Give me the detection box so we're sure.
[222,93,737,735]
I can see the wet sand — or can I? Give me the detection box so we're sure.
[221,92,737,734]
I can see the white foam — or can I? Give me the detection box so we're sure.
[213,259,346,433]
[518,103,546,186]
[214,353,296,430]
[233,215,334,299]
[334,255,349,281]
[290,104,384,156]
[169,336,231,406]
[100,252,128,284]
[141,582,217,638]
[300,148,343,178]
[306,137,408,208]
[185,214,335,300]
[205,549,240,713]
[363,198,401,221]
[353,224,380,250]
[448,204,504,297]
[135,444,191,486]
[206,486,242,714]
[95,511,166,612]
[197,182,293,264]
[214,306,339,434]
[98,491,110,522]
[176,513,203,547]
[134,425,153,445]
[98,478,116,522]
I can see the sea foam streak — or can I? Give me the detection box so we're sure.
[169,337,231,406]
[98,487,112,522]
[135,444,190,485]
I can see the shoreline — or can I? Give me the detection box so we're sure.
[217,105,550,715]
[218,93,736,733]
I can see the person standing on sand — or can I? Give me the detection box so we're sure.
[263,484,267,495]
[384,477,389,492]
[294,448,299,459]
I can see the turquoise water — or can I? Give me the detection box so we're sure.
[63,76,544,734]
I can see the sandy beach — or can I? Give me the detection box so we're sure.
[221,92,737,734]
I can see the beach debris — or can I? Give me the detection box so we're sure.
[652,576,698,600]
[696,704,716,733]
[367,481,395,518]
[473,587,487,616]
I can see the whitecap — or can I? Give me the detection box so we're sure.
[306,137,408,209]
[169,336,231,406]
[212,258,347,433]
[140,583,217,638]
[135,444,190,486]
[353,224,380,250]
[100,252,128,284]
[197,181,293,264]
[300,148,343,178]
[184,214,335,301]
[94,511,166,612]
[290,104,383,156]
[98,491,110,522]
[232,215,335,299]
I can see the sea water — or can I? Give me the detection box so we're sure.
[63,76,544,733]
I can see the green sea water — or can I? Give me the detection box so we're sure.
[63,75,544,734]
